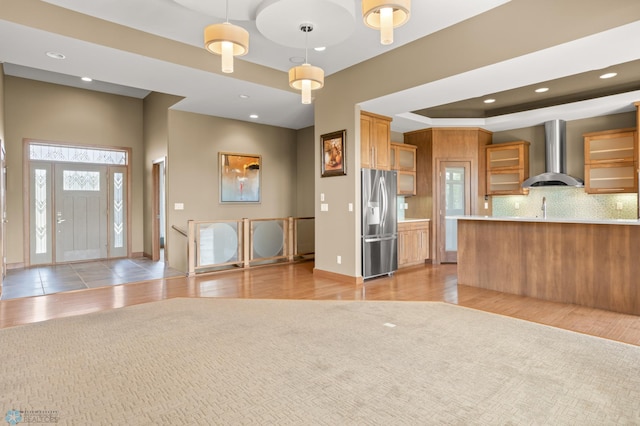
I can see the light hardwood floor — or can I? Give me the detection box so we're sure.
[1,261,639,346]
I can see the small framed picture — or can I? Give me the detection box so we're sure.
[320,130,346,177]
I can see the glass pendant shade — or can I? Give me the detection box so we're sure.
[204,22,249,73]
[289,63,324,104]
[362,0,411,45]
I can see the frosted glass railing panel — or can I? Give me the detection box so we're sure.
[197,221,240,267]
[296,218,315,255]
[251,220,285,261]
[184,217,315,276]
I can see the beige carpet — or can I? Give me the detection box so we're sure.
[1,298,639,425]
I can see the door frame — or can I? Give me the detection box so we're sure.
[23,139,132,267]
[152,158,167,262]
[436,160,471,264]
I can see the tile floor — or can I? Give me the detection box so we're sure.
[0,257,184,300]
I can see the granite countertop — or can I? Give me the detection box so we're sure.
[398,218,430,223]
[453,215,640,226]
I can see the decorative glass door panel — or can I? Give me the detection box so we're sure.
[439,161,471,263]
[55,164,108,262]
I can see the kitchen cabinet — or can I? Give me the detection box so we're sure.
[398,220,429,268]
[360,111,391,170]
[583,128,637,194]
[485,141,530,195]
[391,142,417,195]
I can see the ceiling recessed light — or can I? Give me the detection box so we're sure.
[600,72,617,79]
[81,77,92,82]
[535,87,549,93]
[45,51,65,60]
[249,114,259,119]
[483,98,496,104]
[239,94,250,99]
[289,56,305,64]
[314,46,326,52]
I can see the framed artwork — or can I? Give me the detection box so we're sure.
[219,152,261,203]
[320,130,346,177]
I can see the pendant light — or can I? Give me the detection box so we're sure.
[362,0,411,45]
[288,24,324,105]
[204,0,249,73]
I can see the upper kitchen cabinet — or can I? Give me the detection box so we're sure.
[360,111,391,170]
[391,142,417,195]
[486,141,530,195]
[584,128,637,194]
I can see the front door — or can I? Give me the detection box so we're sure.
[55,164,108,262]
[438,161,471,263]
[28,142,129,265]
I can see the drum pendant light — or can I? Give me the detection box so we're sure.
[362,0,411,45]
[204,0,249,73]
[288,24,324,104]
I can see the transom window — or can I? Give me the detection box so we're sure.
[29,143,128,165]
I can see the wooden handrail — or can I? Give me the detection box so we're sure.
[171,225,187,237]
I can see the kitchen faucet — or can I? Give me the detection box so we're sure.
[541,197,547,219]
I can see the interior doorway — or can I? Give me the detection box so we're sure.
[152,159,166,262]
[437,160,471,263]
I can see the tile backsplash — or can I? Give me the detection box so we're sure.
[492,187,638,220]
[397,196,406,221]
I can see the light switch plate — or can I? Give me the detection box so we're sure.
[320,203,329,212]
[174,203,184,210]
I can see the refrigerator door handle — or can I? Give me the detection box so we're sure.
[379,175,387,230]
[364,235,396,243]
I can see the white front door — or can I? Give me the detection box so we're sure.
[29,145,129,266]
[54,164,108,262]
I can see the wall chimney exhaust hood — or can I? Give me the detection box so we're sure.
[522,120,584,188]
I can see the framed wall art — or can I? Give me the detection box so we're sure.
[219,152,261,203]
[320,130,346,177]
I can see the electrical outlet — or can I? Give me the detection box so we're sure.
[348,203,353,212]
[337,255,342,264]
[616,202,623,210]
[320,203,328,212]
[514,202,520,210]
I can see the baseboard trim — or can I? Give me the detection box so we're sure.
[131,252,146,259]
[313,268,363,285]
[7,262,25,270]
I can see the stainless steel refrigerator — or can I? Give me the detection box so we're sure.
[361,168,398,279]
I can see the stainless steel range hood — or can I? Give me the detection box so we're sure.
[522,120,584,188]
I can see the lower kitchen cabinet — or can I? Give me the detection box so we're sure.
[398,220,430,268]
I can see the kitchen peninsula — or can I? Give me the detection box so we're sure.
[457,216,640,315]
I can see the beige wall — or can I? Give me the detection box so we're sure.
[295,126,315,217]
[142,92,183,256]
[165,110,301,272]
[4,76,144,264]
[493,112,636,179]
[0,65,5,285]
[0,64,5,143]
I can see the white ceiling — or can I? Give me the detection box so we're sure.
[1,0,639,132]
